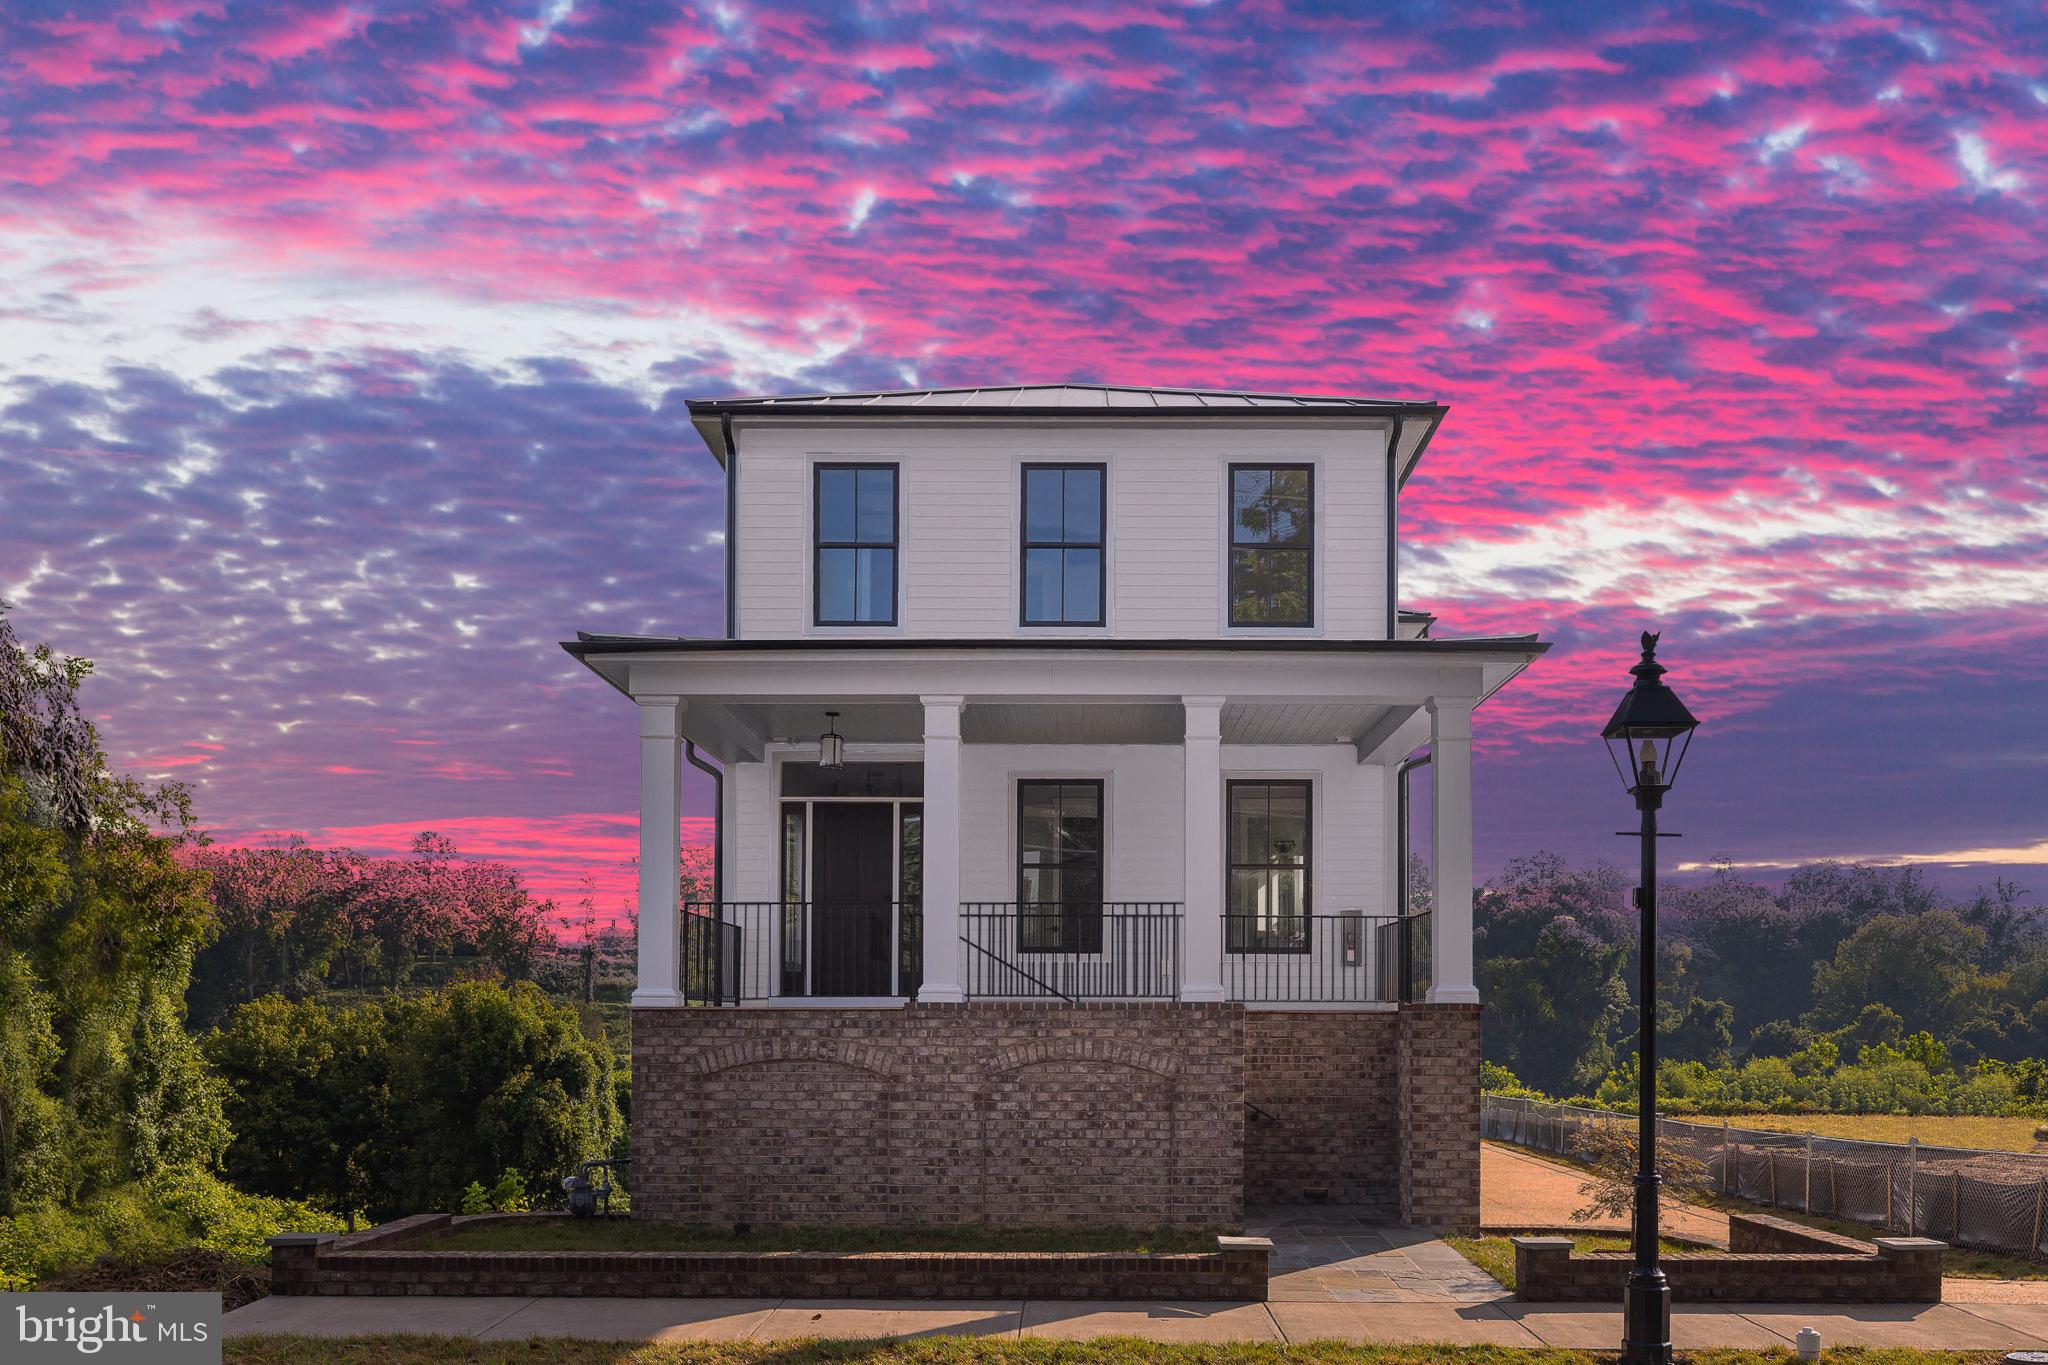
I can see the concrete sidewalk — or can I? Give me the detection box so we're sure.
[221,1292,2048,1349]
[221,1183,2048,1349]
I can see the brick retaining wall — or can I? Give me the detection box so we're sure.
[1512,1215,1943,1303]
[268,1215,1273,1301]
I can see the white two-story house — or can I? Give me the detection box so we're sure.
[564,384,1544,1230]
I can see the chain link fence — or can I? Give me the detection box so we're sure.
[1482,1094,2048,1259]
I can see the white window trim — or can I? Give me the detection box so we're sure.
[1007,770,1115,960]
[1216,453,1326,637]
[803,452,908,637]
[1219,769,1321,952]
[1008,454,1116,637]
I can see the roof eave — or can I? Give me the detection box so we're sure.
[688,399,1450,466]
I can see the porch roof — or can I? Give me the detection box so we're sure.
[562,634,1546,765]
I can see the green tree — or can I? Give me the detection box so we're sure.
[380,980,622,1212]
[0,607,225,1215]
[204,996,388,1225]
[1809,912,1988,1038]
[209,980,621,1219]
[1480,916,1630,1098]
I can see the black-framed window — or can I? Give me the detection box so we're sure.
[1016,779,1103,952]
[780,802,807,994]
[1228,464,1314,627]
[1226,780,1311,952]
[1020,464,1105,625]
[814,463,898,625]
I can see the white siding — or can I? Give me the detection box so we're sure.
[959,744,1186,902]
[732,422,1390,641]
[724,742,1388,915]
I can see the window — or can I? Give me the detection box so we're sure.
[1228,464,1314,627]
[1227,780,1311,952]
[780,803,807,995]
[1016,780,1103,952]
[814,464,898,625]
[1020,464,1105,625]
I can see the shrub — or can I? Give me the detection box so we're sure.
[210,979,621,1219]
[488,1168,530,1213]
[0,1168,340,1290]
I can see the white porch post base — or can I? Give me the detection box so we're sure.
[1180,696,1227,1002]
[917,696,967,1004]
[1425,695,1479,1005]
[632,696,685,1008]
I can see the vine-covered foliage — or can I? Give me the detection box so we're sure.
[0,606,227,1215]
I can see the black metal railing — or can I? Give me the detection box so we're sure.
[1225,912,1419,1003]
[960,902,1182,1000]
[681,901,920,1002]
[681,908,741,1004]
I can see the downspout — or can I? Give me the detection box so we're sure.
[721,413,738,640]
[1396,750,1431,1001]
[684,739,726,1002]
[1385,415,1404,639]
[683,741,724,909]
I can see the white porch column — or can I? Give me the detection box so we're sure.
[1426,695,1480,1004]
[917,695,967,1003]
[1180,696,1227,1002]
[633,695,684,1008]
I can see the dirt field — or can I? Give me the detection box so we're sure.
[1707,1113,2047,1153]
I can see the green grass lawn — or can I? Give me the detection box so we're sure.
[418,1220,1218,1255]
[1709,1113,2047,1153]
[223,1338,2018,1365]
[1442,1234,1710,1293]
[1487,1142,2048,1282]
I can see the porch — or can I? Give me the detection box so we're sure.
[568,638,1544,1011]
[682,900,1432,1006]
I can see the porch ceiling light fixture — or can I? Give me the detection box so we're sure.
[818,711,846,770]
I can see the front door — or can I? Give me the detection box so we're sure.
[810,802,895,995]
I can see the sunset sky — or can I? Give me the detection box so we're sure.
[4,0,2045,925]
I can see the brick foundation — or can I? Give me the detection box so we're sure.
[1243,1011,1399,1214]
[1397,1003,1482,1228]
[633,1002,1244,1228]
[632,1000,1479,1232]
[269,1216,1272,1301]
[1513,1215,1943,1303]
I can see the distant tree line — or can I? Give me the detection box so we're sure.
[184,833,556,1026]
[1,605,625,1281]
[1479,852,2048,1115]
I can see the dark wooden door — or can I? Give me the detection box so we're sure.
[810,802,894,996]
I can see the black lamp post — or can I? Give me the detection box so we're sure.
[1602,632,1700,1365]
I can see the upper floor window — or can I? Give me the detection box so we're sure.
[1228,464,1314,627]
[814,464,898,625]
[1020,464,1105,626]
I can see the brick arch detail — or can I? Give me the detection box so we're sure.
[690,1035,896,1080]
[988,1036,1182,1079]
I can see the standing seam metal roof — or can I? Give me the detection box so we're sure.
[687,383,1438,411]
